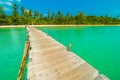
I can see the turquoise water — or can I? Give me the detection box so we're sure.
[0,26,120,80]
[0,28,26,80]
[38,26,120,80]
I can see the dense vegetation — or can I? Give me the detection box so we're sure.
[0,4,120,25]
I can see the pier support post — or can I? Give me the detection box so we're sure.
[67,43,71,51]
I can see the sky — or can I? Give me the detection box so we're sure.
[0,0,120,17]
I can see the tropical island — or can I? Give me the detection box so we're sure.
[0,4,120,25]
[1,0,120,80]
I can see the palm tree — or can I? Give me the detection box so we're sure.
[12,4,18,17]
[47,10,50,20]
[39,13,44,24]
[0,6,5,25]
[12,4,19,24]
[34,11,39,18]
[76,12,84,24]
[0,6,4,17]
[21,6,25,17]
[28,9,32,18]
[51,13,55,24]
[57,10,63,24]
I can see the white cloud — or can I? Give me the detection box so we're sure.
[9,0,13,2]
[3,7,10,11]
[0,0,21,12]
[0,1,13,6]
[0,1,3,4]
[26,10,29,12]
[5,2,13,6]
[17,0,21,3]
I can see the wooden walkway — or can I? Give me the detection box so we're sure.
[26,26,109,80]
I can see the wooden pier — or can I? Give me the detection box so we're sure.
[18,26,109,80]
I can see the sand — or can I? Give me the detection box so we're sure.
[0,24,120,28]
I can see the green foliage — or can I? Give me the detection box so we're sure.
[34,11,39,18]
[0,6,5,25]
[0,4,120,25]
[12,4,19,25]
[0,6,4,17]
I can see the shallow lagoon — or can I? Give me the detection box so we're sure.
[38,26,120,80]
[0,26,120,80]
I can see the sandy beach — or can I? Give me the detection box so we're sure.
[0,24,120,28]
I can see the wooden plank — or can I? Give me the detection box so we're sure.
[95,74,109,80]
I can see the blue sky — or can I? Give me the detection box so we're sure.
[0,0,120,17]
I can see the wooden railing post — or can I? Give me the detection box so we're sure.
[67,43,71,51]
[26,31,29,41]
[17,26,30,80]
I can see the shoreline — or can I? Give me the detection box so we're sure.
[0,24,120,28]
